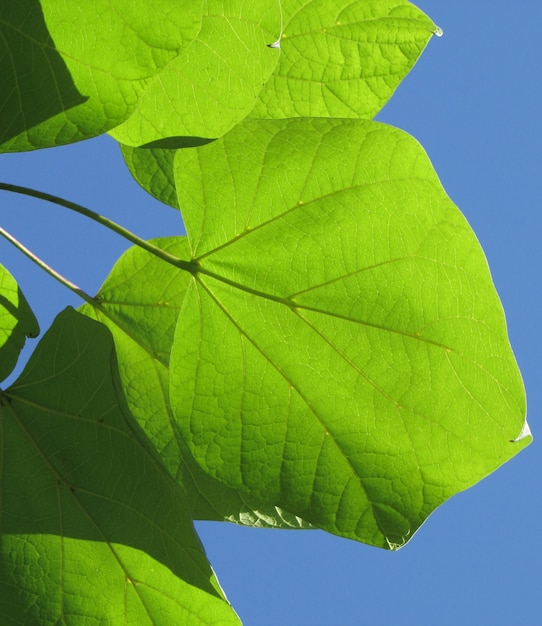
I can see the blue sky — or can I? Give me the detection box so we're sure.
[0,1,539,624]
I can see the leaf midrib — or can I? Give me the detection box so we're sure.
[197,271,516,452]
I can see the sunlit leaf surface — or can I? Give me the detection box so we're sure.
[167,118,529,549]
[121,144,180,208]
[81,240,314,530]
[0,0,279,151]
[110,0,437,204]
[250,0,438,120]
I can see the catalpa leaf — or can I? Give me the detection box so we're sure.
[168,118,530,550]
[109,0,281,146]
[0,308,239,624]
[0,264,39,383]
[81,239,313,530]
[0,0,201,151]
[249,0,440,120]
[120,143,181,209]
[0,0,280,152]
[119,136,220,210]
[115,0,438,205]
[0,0,88,151]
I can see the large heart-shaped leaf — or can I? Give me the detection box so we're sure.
[168,118,530,549]
[80,239,313,530]
[0,264,39,383]
[0,308,239,624]
[0,0,280,151]
[249,0,439,120]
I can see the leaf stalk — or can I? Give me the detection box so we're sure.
[0,225,95,304]
[0,182,195,273]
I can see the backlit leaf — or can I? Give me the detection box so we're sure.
[109,0,281,146]
[249,0,439,120]
[0,0,280,151]
[168,118,530,549]
[0,308,239,624]
[120,144,181,209]
[81,239,313,530]
[114,0,439,204]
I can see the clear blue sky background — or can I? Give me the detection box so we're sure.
[0,1,539,624]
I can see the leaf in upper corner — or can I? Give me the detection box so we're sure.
[249,0,439,120]
[0,0,280,152]
[0,264,39,383]
[0,0,88,151]
[0,308,239,624]
[80,239,313,530]
[167,118,530,550]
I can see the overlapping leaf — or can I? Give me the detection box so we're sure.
[80,239,313,530]
[166,118,530,549]
[0,2,531,624]
[120,144,181,209]
[118,0,439,209]
[0,264,39,382]
[0,308,239,624]
[0,0,280,152]
[109,1,281,147]
[250,0,439,120]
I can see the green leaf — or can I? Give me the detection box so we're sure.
[0,264,39,383]
[1,1,280,152]
[120,144,180,209]
[168,118,530,550]
[0,0,202,151]
[0,308,239,624]
[249,0,439,120]
[0,0,88,151]
[80,238,313,530]
[110,1,281,146]
[119,1,439,204]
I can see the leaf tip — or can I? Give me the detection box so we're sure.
[511,419,532,443]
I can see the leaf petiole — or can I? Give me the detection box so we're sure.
[0,225,95,304]
[0,182,195,273]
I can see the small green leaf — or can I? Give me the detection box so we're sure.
[0,308,239,624]
[168,118,530,549]
[80,239,313,530]
[0,264,39,383]
[250,0,438,120]
[120,144,180,209]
